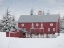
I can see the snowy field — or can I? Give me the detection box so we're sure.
[0,32,64,48]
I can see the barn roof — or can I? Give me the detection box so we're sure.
[18,14,60,23]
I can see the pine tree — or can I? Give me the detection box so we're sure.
[0,9,17,32]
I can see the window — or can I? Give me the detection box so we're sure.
[53,28,55,31]
[50,23,53,26]
[22,24,24,27]
[48,28,50,32]
[36,23,39,26]
[32,23,34,28]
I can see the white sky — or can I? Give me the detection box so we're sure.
[0,0,64,21]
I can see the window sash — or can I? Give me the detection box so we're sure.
[48,28,50,31]
[53,28,55,31]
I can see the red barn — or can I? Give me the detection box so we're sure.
[18,14,60,38]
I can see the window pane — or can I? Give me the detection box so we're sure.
[48,28,50,31]
[53,28,55,31]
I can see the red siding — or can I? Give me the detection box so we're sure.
[6,32,9,37]
[10,33,14,37]
[18,22,58,34]
[26,23,31,32]
[18,23,22,28]
[6,31,26,38]
[40,29,44,33]
[18,23,32,32]
[43,22,56,34]
[34,23,41,28]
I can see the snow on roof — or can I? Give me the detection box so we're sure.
[18,28,28,33]
[18,14,60,23]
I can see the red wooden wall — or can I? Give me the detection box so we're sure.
[18,22,59,34]
[6,31,26,38]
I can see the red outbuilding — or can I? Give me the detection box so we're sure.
[6,29,26,38]
[18,14,60,38]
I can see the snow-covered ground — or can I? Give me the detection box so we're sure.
[0,32,64,48]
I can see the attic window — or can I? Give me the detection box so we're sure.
[36,23,39,26]
[22,24,24,27]
[50,23,53,26]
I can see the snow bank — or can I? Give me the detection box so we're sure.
[0,32,9,48]
[0,32,64,48]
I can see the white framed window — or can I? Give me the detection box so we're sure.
[32,23,34,28]
[50,23,53,26]
[36,23,39,26]
[41,23,43,28]
[48,28,50,32]
[21,23,24,27]
[53,28,55,31]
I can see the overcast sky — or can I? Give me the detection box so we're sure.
[0,0,64,21]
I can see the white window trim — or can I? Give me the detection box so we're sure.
[48,28,50,32]
[53,28,55,31]
[50,23,53,26]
